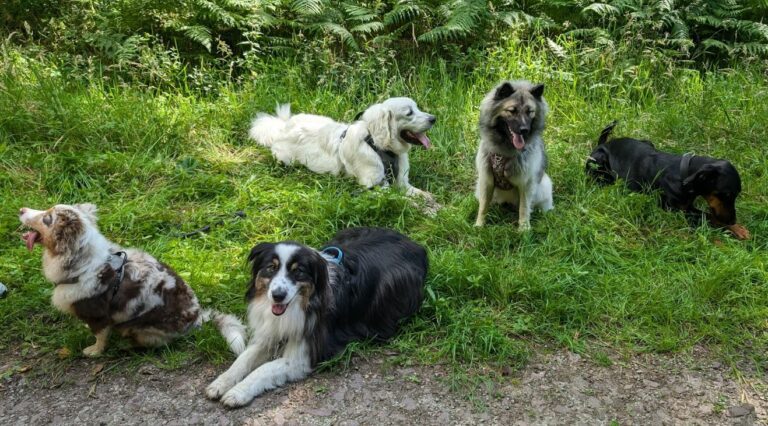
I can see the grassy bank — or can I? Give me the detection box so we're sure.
[1,41,767,372]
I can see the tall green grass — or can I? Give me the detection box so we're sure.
[1,40,767,370]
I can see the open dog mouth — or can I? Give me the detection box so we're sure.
[400,130,432,149]
[506,123,525,150]
[271,303,288,316]
[21,230,42,251]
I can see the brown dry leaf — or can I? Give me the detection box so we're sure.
[91,363,105,376]
[57,347,71,359]
[17,365,31,373]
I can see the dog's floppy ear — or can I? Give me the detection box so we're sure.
[530,84,545,100]
[75,203,98,222]
[682,163,719,194]
[494,82,514,100]
[363,103,393,145]
[309,251,329,294]
[246,242,275,299]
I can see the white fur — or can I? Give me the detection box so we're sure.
[205,243,312,408]
[248,98,438,206]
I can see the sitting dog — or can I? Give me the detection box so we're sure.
[206,227,427,408]
[19,203,247,356]
[249,98,438,207]
[586,121,750,240]
[475,80,554,230]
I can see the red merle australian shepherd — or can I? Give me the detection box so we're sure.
[206,227,428,408]
[19,203,246,357]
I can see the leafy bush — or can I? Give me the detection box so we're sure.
[1,0,766,78]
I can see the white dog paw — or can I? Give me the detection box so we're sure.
[518,221,532,232]
[206,377,235,400]
[82,344,104,357]
[220,387,253,408]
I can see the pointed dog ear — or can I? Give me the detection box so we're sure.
[530,84,545,100]
[494,82,514,100]
[682,164,719,193]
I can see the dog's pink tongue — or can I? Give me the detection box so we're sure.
[22,231,40,251]
[271,304,287,316]
[408,131,432,149]
[511,133,525,150]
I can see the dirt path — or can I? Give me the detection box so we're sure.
[1,348,765,425]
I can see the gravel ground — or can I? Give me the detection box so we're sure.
[1,348,765,425]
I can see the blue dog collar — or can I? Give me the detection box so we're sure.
[321,246,343,265]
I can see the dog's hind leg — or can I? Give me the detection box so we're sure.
[537,174,554,212]
[206,343,271,400]
[219,340,312,408]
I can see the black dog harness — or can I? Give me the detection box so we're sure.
[339,128,399,184]
[106,251,128,297]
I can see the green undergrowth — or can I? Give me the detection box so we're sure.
[1,40,767,375]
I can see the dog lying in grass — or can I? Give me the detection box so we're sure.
[249,98,439,212]
[206,227,427,408]
[19,203,247,356]
[586,121,750,240]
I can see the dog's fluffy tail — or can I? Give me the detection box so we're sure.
[248,103,291,148]
[598,120,618,145]
[201,309,247,355]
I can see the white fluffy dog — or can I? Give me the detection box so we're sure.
[249,98,437,203]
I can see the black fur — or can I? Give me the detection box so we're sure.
[246,227,427,367]
[586,121,743,226]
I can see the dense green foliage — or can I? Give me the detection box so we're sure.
[4,0,768,70]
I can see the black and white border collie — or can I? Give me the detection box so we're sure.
[206,227,428,408]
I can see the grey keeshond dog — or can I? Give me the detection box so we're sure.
[474,80,554,230]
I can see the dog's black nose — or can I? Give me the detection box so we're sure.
[271,288,287,303]
[519,127,530,136]
[428,115,436,124]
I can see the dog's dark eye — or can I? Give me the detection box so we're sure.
[509,108,518,114]
[405,108,413,116]
[265,263,278,273]
[43,214,52,226]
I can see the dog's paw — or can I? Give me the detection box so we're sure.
[220,386,254,408]
[518,221,532,232]
[206,376,236,400]
[474,218,485,227]
[727,224,750,240]
[82,344,104,357]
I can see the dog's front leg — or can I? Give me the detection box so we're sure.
[206,343,270,400]
[474,157,494,227]
[517,185,533,231]
[220,341,311,408]
[396,154,440,215]
[82,326,110,357]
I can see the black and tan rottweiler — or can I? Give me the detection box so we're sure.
[586,121,749,240]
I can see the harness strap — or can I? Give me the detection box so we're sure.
[489,153,514,190]
[107,251,128,297]
[680,152,695,186]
